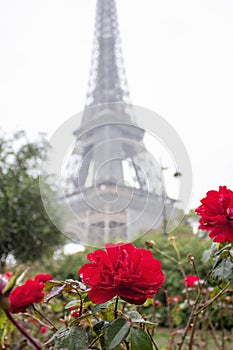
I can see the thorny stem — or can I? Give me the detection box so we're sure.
[169,239,193,308]
[154,245,191,306]
[191,259,199,283]
[179,282,232,349]
[147,329,159,350]
[171,239,181,262]
[5,311,42,350]
[220,307,225,350]
[178,289,202,350]
[24,312,54,330]
[194,282,231,316]
[178,262,191,307]
[163,289,173,334]
[151,295,156,338]
[124,340,130,350]
[114,296,119,319]
[33,305,58,331]
[208,315,221,350]
[188,314,197,350]
[153,246,178,264]
[203,266,214,285]
[88,334,103,348]
[78,291,83,316]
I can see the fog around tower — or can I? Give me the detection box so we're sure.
[0,0,233,209]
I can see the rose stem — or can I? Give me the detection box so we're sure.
[33,305,58,331]
[5,311,42,350]
[114,296,119,319]
[194,282,231,316]
[146,329,159,350]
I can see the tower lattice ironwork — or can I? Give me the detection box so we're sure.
[85,0,130,108]
[63,0,174,245]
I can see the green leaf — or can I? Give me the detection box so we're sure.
[92,301,112,314]
[54,326,88,350]
[0,308,7,328]
[213,243,232,257]
[99,307,115,322]
[70,312,93,326]
[127,311,144,323]
[93,321,106,335]
[212,256,233,282]
[127,311,156,326]
[131,327,153,350]
[105,318,131,350]
[2,275,18,295]
[201,248,212,264]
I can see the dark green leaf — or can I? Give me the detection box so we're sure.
[54,326,88,350]
[212,256,233,282]
[105,318,131,350]
[93,321,106,336]
[131,327,153,350]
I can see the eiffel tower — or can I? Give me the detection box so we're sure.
[63,0,175,246]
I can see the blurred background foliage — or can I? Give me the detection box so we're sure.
[0,131,65,272]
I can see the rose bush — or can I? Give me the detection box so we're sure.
[78,242,165,305]
[1,187,233,349]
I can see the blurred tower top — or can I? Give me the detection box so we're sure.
[82,0,134,126]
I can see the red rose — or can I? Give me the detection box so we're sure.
[9,279,44,313]
[78,243,165,305]
[196,186,233,242]
[5,272,12,280]
[182,275,200,288]
[34,273,53,284]
[40,326,47,334]
[72,310,80,318]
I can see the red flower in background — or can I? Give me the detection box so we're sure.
[34,273,53,284]
[9,279,44,313]
[78,243,165,305]
[5,272,12,280]
[196,186,233,242]
[40,326,47,334]
[167,295,182,304]
[182,275,200,288]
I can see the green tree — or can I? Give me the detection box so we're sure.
[0,131,65,271]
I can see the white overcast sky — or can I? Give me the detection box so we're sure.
[1,0,233,209]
